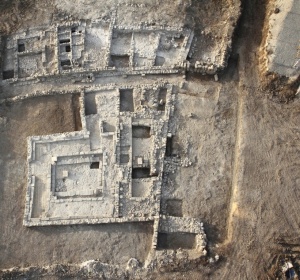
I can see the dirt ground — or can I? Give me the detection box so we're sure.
[164,79,238,246]
[0,0,300,279]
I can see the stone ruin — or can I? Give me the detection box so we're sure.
[0,16,234,256]
[24,83,173,227]
[1,18,193,81]
[0,17,227,83]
